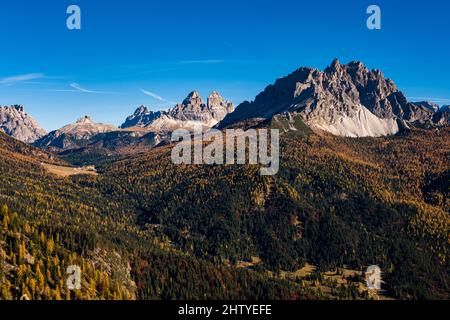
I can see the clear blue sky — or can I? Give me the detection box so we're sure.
[0,0,449,130]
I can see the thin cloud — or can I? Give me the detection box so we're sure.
[179,60,225,65]
[108,60,226,78]
[141,89,174,104]
[51,83,117,94]
[0,73,45,85]
[409,97,450,104]
[70,83,97,93]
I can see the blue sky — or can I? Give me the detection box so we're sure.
[0,0,449,130]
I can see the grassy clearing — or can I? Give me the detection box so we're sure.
[41,163,97,177]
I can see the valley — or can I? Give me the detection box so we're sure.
[0,60,449,301]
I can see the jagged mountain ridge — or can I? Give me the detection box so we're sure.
[121,91,234,131]
[219,59,449,137]
[0,105,47,143]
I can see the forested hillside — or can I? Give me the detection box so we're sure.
[94,127,449,299]
[0,126,448,300]
[0,132,323,300]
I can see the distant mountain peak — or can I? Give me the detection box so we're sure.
[325,58,342,73]
[208,91,221,99]
[0,105,46,143]
[60,116,117,136]
[13,104,25,112]
[181,91,204,110]
[186,90,200,99]
[76,115,94,124]
[134,106,149,116]
[121,91,234,131]
[35,116,117,149]
[413,101,440,113]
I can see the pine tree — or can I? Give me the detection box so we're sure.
[47,237,55,254]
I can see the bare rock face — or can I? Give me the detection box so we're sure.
[414,101,440,113]
[440,105,450,113]
[35,116,118,149]
[121,106,163,129]
[169,91,208,123]
[0,105,47,143]
[121,91,234,131]
[219,59,445,137]
[207,91,235,120]
[433,106,450,126]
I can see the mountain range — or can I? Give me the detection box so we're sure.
[30,91,232,153]
[1,61,449,150]
[121,91,235,131]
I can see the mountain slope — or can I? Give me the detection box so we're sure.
[219,59,445,137]
[94,127,450,299]
[0,132,324,300]
[57,130,162,166]
[0,105,46,143]
[2,121,449,299]
[34,117,166,166]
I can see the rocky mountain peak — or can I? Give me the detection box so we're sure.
[0,105,47,143]
[207,91,221,104]
[76,115,94,124]
[35,116,118,149]
[347,61,366,69]
[207,91,235,112]
[187,91,200,99]
[219,59,447,136]
[13,105,24,112]
[134,105,149,115]
[325,58,342,74]
[182,91,204,108]
[208,90,220,97]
